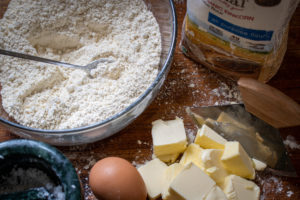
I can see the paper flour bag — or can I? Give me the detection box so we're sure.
[180,0,299,82]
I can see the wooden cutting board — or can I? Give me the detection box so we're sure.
[0,1,300,199]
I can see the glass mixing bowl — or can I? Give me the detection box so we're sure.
[0,0,177,145]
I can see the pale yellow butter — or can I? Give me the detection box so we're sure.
[203,118,216,129]
[157,153,180,163]
[201,149,229,185]
[223,175,260,200]
[205,185,228,200]
[152,117,187,159]
[168,163,216,200]
[138,158,168,200]
[193,112,205,125]
[217,112,249,130]
[161,163,185,200]
[221,142,255,180]
[194,124,227,149]
[252,158,267,171]
[179,143,204,170]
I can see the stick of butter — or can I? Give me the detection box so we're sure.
[161,163,185,200]
[138,158,167,200]
[223,175,260,200]
[179,143,204,170]
[152,117,188,162]
[194,124,227,149]
[168,163,216,200]
[221,142,255,180]
[202,149,229,185]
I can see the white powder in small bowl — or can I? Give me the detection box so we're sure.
[0,167,55,193]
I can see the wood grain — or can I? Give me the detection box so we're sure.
[0,1,300,199]
[238,77,300,128]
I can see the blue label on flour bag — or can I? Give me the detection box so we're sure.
[208,12,273,41]
[185,0,299,53]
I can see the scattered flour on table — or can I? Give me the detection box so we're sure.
[283,135,300,150]
[286,190,294,197]
[0,0,161,130]
[83,156,97,170]
[256,174,297,199]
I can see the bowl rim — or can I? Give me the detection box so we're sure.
[0,0,177,135]
[0,139,82,199]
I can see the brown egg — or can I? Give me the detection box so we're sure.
[89,157,147,200]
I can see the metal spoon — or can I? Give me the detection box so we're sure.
[0,49,114,76]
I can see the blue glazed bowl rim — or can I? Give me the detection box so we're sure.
[0,139,82,199]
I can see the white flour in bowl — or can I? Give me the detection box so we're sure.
[0,0,161,129]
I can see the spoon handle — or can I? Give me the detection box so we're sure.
[0,49,84,70]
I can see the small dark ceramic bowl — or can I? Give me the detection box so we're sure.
[0,139,82,200]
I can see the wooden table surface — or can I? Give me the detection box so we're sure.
[1,1,300,199]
